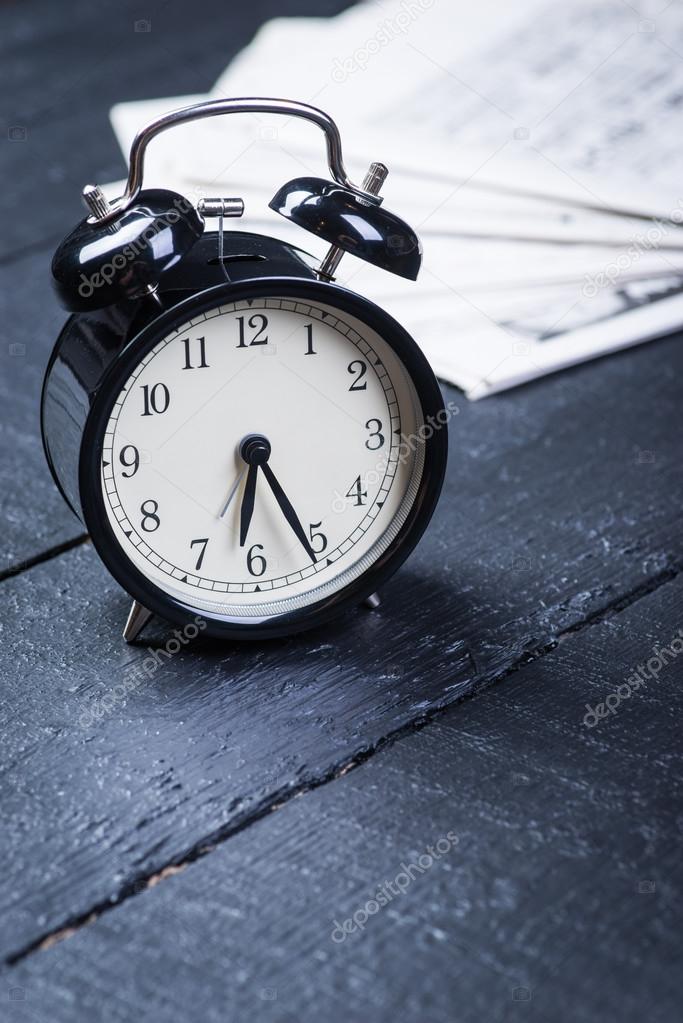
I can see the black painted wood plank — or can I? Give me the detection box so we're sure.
[8,570,683,1023]
[0,335,681,964]
[0,0,355,259]
[0,249,83,573]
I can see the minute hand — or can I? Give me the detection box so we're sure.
[261,461,317,564]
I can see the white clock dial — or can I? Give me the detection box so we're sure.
[100,297,425,618]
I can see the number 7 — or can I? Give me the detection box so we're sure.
[190,537,209,571]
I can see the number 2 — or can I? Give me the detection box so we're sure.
[348,360,367,391]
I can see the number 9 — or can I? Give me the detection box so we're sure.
[119,445,140,478]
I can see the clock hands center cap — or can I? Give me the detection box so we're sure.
[239,433,271,467]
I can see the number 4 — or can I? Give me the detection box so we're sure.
[346,476,367,507]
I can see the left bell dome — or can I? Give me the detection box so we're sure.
[51,188,204,312]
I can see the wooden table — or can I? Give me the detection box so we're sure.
[2,2,681,1020]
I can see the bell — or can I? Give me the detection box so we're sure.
[269,171,422,281]
[51,187,204,311]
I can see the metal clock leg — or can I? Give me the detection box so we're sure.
[123,600,154,643]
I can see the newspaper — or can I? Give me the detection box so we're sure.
[104,0,683,397]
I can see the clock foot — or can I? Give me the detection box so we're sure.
[363,592,381,610]
[123,600,154,643]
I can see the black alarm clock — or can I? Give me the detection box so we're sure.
[42,97,447,643]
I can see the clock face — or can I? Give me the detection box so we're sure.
[98,295,431,622]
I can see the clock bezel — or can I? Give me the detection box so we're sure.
[79,276,448,639]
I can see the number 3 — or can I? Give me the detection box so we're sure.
[365,419,384,450]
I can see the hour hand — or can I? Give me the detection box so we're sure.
[239,462,258,547]
[238,434,272,547]
[261,461,317,564]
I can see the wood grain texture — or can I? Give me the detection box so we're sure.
[0,248,83,572]
[0,0,353,258]
[7,572,682,1023]
[0,334,681,964]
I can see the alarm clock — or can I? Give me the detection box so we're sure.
[41,98,447,643]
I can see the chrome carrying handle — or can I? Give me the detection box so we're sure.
[83,97,380,223]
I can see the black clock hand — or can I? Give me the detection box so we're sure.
[261,460,317,564]
[238,434,272,547]
[239,462,258,547]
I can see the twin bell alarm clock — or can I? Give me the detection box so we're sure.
[41,98,447,642]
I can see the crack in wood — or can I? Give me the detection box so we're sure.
[6,555,683,969]
[0,534,90,585]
